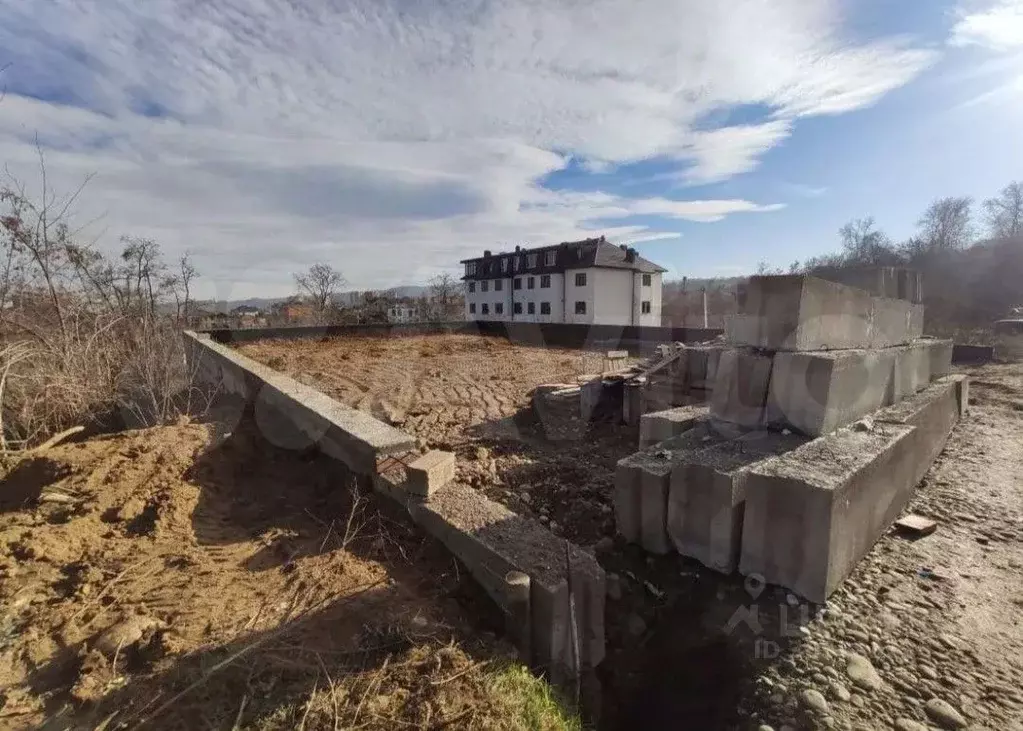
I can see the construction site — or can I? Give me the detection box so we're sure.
[3,272,1023,730]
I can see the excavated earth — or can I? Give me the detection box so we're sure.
[240,334,1023,731]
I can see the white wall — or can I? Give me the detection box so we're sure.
[632,271,662,326]
[507,272,564,323]
[564,269,595,324]
[591,268,634,325]
[464,277,512,320]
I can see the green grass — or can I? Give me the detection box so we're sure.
[487,663,583,731]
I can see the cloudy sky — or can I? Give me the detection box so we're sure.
[1,0,1021,299]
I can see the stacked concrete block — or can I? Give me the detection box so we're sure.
[667,431,807,573]
[727,275,924,351]
[638,405,709,449]
[709,349,774,428]
[765,349,896,436]
[407,450,456,496]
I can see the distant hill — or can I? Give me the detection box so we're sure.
[198,285,433,313]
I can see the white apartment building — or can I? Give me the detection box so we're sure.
[461,236,665,326]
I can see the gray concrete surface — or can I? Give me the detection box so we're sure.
[668,431,807,573]
[710,349,774,428]
[739,423,919,602]
[725,275,924,351]
[407,450,455,496]
[766,349,896,436]
[185,332,415,473]
[639,405,709,448]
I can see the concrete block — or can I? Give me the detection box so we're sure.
[874,375,967,485]
[890,341,931,403]
[414,482,605,676]
[407,450,455,496]
[766,349,896,436]
[623,380,644,426]
[668,431,807,572]
[686,345,723,390]
[639,405,709,449]
[922,338,953,380]
[726,275,924,351]
[710,349,773,428]
[739,388,961,602]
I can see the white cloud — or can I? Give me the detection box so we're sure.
[951,0,1023,50]
[0,0,936,296]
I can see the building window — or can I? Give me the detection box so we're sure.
[513,277,522,290]
[642,274,652,286]
[544,250,556,266]
[466,262,476,275]
[540,274,551,288]
[482,303,489,315]
[575,272,587,286]
[540,302,551,315]
[575,301,586,314]
[495,302,504,315]
[501,258,509,273]
[481,280,489,292]
[469,302,476,314]
[527,301,535,314]
[527,276,535,290]
[468,281,475,293]
[495,279,503,291]
[527,253,538,268]
[513,302,523,314]
[641,301,651,314]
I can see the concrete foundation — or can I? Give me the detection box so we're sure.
[710,349,773,428]
[668,431,807,573]
[740,375,965,601]
[686,345,723,390]
[890,341,931,403]
[766,349,896,436]
[726,275,924,351]
[924,338,954,380]
[639,405,709,449]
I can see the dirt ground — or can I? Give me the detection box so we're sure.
[0,410,577,730]
[237,334,634,546]
[238,334,1023,730]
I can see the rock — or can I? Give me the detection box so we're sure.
[894,720,929,731]
[474,446,490,462]
[852,416,875,432]
[757,726,774,731]
[594,536,614,554]
[919,664,939,681]
[626,614,647,637]
[846,653,883,691]
[606,573,622,601]
[801,689,829,714]
[93,615,162,657]
[828,682,851,702]
[924,698,967,729]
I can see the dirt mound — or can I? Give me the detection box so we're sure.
[0,420,575,729]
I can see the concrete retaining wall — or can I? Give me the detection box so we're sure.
[203,320,723,351]
[185,331,605,678]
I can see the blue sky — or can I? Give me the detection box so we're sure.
[0,0,1021,298]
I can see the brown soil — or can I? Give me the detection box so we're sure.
[238,334,635,546]
[0,414,539,730]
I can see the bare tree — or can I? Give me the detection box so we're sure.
[917,196,974,251]
[428,272,462,321]
[294,262,345,319]
[838,217,896,265]
[983,181,1023,240]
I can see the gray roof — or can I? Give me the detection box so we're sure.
[461,236,667,280]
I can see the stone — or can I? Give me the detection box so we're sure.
[627,613,647,637]
[406,450,456,497]
[846,653,883,691]
[801,689,829,714]
[828,682,851,702]
[924,698,967,729]
[725,275,924,351]
[667,430,806,573]
[710,349,774,428]
[894,720,929,731]
[766,349,896,436]
[639,405,709,449]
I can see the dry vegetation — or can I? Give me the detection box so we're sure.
[0,414,580,730]
[0,165,205,452]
